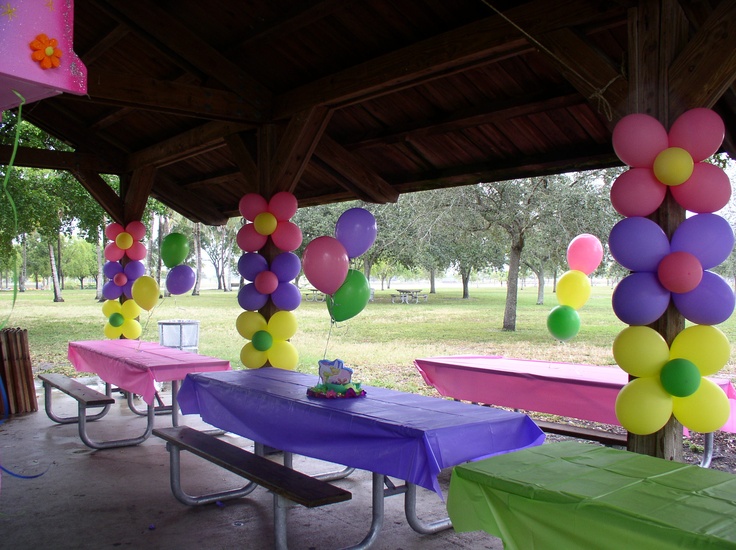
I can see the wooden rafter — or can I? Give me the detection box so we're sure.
[69,169,124,224]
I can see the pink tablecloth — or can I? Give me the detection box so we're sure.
[68,340,230,405]
[414,355,736,433]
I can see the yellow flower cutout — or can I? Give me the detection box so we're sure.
[236,310,298,370]
[30,33,62,69]
[102,299,142,340]
[613,325,731,435]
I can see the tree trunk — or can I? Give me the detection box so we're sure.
[534,266,544,305]
[460,267,471,299]
[95,230,104,301]
[48,242,64,302]
[57,233,64,290]
[503,234,523,330]
[429,268,436,294]
[192,223,201,296]
[19,234,26,292]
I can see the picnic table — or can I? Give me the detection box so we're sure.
[303,288,325,302]
[392,289,427,304]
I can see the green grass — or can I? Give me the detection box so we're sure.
[3,285,735,393]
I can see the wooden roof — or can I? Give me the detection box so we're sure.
[3,0,736,225]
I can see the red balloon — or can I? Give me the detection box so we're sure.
[254,271,279,294]
[105,222,124,240]
[671,162,731,214]
[271,221,303,251]
[126,241,148,261]
[239,193,268,221]
[657,251,703,294]
[268,192,298,220]
[668,108,725,163]
[237,223,268,252]
[113,272,128,286]
[612,114,668,167]
[125,220,146,240]
[104,242,124,261]
[302,236,349,295]
[610,168,666,217]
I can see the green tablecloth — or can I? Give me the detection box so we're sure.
[448,441,736,549]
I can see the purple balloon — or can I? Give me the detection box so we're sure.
[124,260,145,280]
[237,283,268,311]
[609,217,670,272]
[672,271,735,325]
[238,252,268,281]
[335,208,377,259]
[102,280,122,300]
[122,280,134,299]
[612,272,671,325]
[271,282,302,311]
[103,261,123,279]
[671,214,734,270]
[271,252,301,282]
[166,265,196,295]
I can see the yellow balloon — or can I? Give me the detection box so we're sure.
[612,326,669,377]
[556,270,591,310]
[267,341,298,370]
[254,212,278,235]
[131,275,159,311]
[102,299,121,318]
[115,231,133,250]
[653,147,694,186]
[673,378,730,433]
[121,319,142,340]
[268,311,298,340]
[670,324,730,376]
[104,323,123,339]
[236,311,267,339]
[240,342,267,369]
[121,299,142,319]
[615,377,672,435]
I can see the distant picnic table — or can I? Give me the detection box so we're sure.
[392,289,427,304]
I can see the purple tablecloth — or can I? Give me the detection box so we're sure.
[178,368,545,496]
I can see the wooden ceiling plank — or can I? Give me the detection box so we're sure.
[0,146,122,174]
[668,1,736,117]
[69,169,124,225]
[94,0,271,113]
[152,177,229,226]
[315,135,399,203]
[273,0,629,118]
[80,23,130,65]
[224,133,259,194]
[81,71,261,122]
[270,106,332,194]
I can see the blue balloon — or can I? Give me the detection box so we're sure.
[237,283,268,311]
[612,272,670,325]
[609,217,670,272]
[271,282,302,311]
[671,214,734,270]
[166,265,196,295]
[103,261,123,279]
[124,260,145,280]
[271,252,301,282]
[102,280,122,300]
[238,252,268,281]
[335,208,377,259]
[672,271,735,325]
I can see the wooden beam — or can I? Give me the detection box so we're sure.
[668,1,736,117]
[273,0,629,118]
[314,135,399,203]
[0,146,122,174]
[122,166,157,224]
[80,71,262,123]
[69,169,124,224]
[224,133,259,192]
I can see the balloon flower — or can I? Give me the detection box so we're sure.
[609,215,735,326]
[236,192,303,252]
[547,234,603,341]
[104,221,147,262]
[236,310,298,370]
[613,325,731,435]
[102,299,142,340]
[102,260,145,300]
[237,252,302,311]
[610,108,730,217]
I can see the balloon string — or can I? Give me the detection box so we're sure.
[323,320,334,360]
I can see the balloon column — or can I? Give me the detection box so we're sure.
[609,108,734,435]
[161,232,196,295]
[547,234,603,341]
[303,208,377,323]
[235,192,302,370]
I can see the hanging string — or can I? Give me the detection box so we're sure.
[478,0,620,121]
[322,319,335,360]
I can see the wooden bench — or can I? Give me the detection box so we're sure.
[154,426,352,549]
[535,420,627,447]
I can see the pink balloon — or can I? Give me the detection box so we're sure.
[105,222,124,240]
[567,234,603,275]
[125,220,146,240]
[126,241,148,261]
[239,193,268,221]
[668,108,725,162]
[612,114,669,167]
[657,251,703,294]
[104,242,124,261]
[268,191,298,220]
[302,236,349,295]
[671,162,731,214]
[610,168,666,217]
[113,272,128,286]
[237,224,268,252]
[254,271,279,294]
[271,221,303,251]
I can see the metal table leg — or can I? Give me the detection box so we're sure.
[78,401,155,449]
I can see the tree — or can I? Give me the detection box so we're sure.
[61,237,97,288]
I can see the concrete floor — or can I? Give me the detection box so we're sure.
[0,380,504,550]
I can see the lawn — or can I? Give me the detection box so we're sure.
[3,284,735,394]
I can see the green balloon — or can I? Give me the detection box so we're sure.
[251,330,273,352]
[108,312,124,327]
[161,233,190,268]
[660,358,701,397]
[546,305,581,341]
[327,269,370,322]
